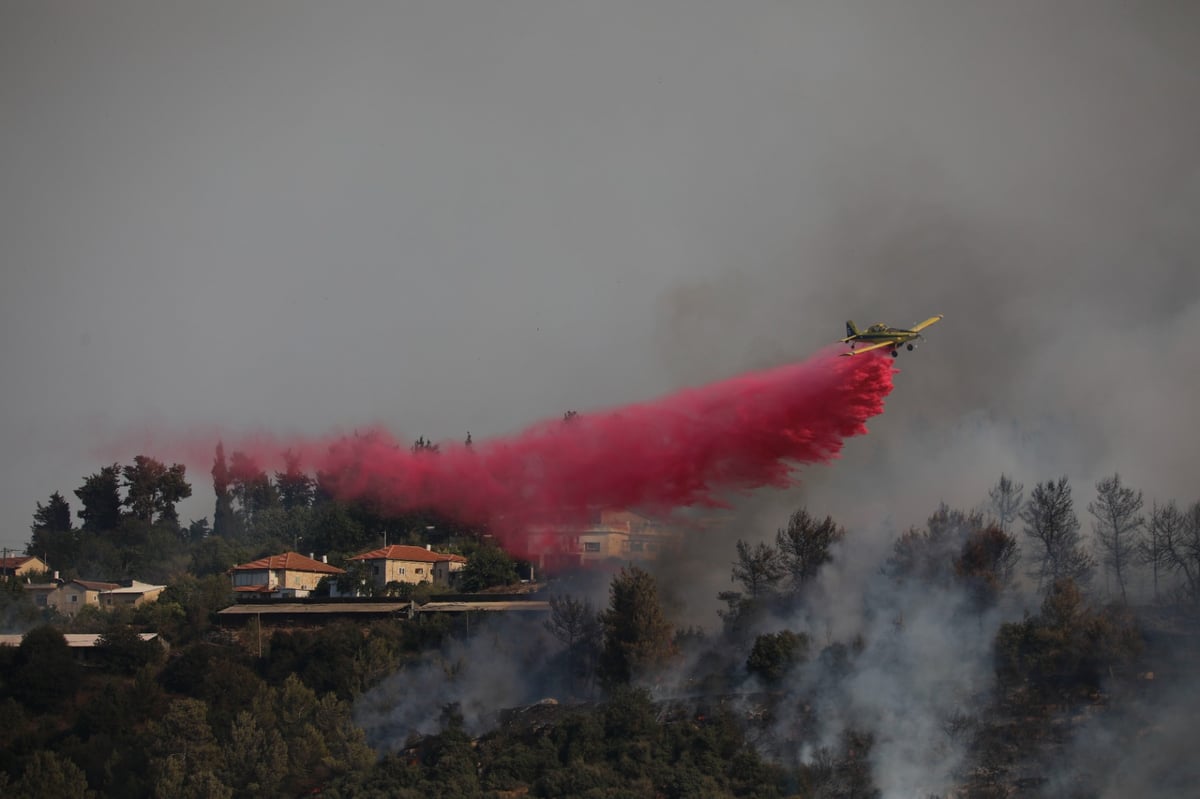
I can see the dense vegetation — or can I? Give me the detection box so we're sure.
[2,464,1198,796]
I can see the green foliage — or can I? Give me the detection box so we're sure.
[221,711,288,797]
[954,523,1020,612]
[457,543,518,592]
[545,594,603,695]
[746,630,810,685]
[599,566,675,688]
[27,492,77,572]
[995,578,1143,697]
[9,625,79,712]
[121,455,192,525]
[731,539,785,599]
[885,504,984,585]
[74,465,123,533]
[775,508,845,591]
[275,452,316,510]
[95,625,163,675]
[155,573,232,642]
[12,750,91,799]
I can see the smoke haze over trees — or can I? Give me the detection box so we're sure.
[3,1,1200,795]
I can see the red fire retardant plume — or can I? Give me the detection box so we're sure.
[158,350,894,558]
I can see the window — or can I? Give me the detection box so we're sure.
[416,568,424,574]
[71,595,78,603]
[584,542,601,553]
[630,541,644,552]
[398,567,406,575]
[373,565,380,576]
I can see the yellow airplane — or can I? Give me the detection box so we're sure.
[840,314,944,357]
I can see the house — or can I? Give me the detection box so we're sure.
[23,583,60,609]
[229,551,344,598]
[0,555,49,578]
[47,579,121,616]
[348,544,467,589]
[99,580,166,608]
[531,509,685,572]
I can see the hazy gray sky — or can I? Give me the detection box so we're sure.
[3,1,1199,554]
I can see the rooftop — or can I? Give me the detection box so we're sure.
[350,544,467,564]
[0,632,159,648]
[230,551,344,574]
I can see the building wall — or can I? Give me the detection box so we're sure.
[47,585,101,615]
[280,569,326,592]
[99,586,165,607]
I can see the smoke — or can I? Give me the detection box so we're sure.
[354,613,559,748]
[796,570,1007,797]
[137,348,895,558]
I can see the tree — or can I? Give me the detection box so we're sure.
[746,630,809,685]
[1021,477,1095,592]
[229,451,279,522]
[334,558,376,597]
[75,464,123,533]
[211,443,241,540]
[885,504,983,585]
[121,455,192,528]
[10,625,80,712]
[96,624,164,674]
[988,474,1024,532]
[12,750,90,799]
[410,436,440,455]
[1160,501,1200,601]
[32,490,72,533]
[730,539,785,600]
[275,452,315,510]
[27,491,76,571]
[1139,502,1178,602]
[545,594,603,693]
[148,697,225,778]
[1088,474,1144,604]
[221,711,289,797]
[775,508,845,593]
[994,577,1142,697]
[458,544,518,592]
[954,524,1020,611]
[598,566,675,687]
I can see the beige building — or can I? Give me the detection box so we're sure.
[48,580,120,615]
[349,544,467,589]
[229,551,344,598]
[531,509,686,572]
[99,580,166,608]
[24,583,60,608]
[0,555,49,578]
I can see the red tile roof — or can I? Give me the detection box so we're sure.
[0,556,37,569]
[230,552,345,574]
[350,545,467,564]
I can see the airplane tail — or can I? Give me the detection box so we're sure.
[845,320,860,338]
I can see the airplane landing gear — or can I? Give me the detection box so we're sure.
[906,343,914,351]
[891,350,899,358]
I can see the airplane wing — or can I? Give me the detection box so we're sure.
[840,340,895,356]
[910,314,944,333]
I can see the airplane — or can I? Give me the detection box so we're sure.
[840,314,943,357]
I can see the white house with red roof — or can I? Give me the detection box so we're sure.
[349,544,467,590]
[228,551,344,598]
